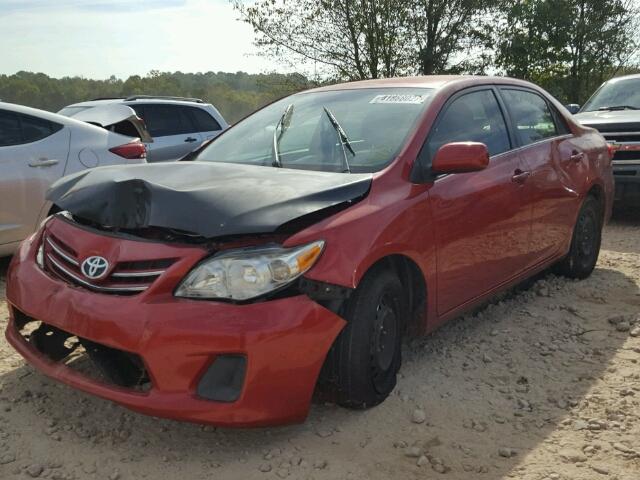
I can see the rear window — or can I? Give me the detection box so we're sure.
[133,105,194,137]
[189,107,221,132]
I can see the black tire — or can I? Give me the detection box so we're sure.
[554,196,602,279]
[328,267,407,409]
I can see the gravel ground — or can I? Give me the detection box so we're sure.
[0,212,638,480]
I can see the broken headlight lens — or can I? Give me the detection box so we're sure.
[175,241,325,301]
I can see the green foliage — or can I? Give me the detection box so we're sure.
[234,0,499,79]
[0,71,316,123]
[495,0,638,103]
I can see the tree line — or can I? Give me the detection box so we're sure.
[235,0,639,103]
[0,71,315,123]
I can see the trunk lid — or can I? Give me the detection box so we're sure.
[70,104,153,143]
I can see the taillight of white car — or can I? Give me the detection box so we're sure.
[109,141,147,160]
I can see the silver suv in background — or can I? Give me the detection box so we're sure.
[59,96,228,162]
[574,74,640,206]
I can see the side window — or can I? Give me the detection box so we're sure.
[428,89,510,159]
[136,104,195,137]
[550,104,571,135]
[0,110,62,147]
[189,107,221,132]
[19,114,63,143]
[0,110,22,146]
[501,89,558,145]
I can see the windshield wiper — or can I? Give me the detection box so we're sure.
[323,106,355,173]
[596,105,639,111]
[272,104,294,167]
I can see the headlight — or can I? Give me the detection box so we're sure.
[175,240,325,301]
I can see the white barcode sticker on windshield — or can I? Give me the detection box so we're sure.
[370,94,428,105]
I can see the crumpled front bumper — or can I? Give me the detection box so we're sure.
[5,236,346,427]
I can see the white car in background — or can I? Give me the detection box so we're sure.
[59,96,228,162]
[0,101,149,256]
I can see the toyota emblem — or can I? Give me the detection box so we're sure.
[81,256,110,279]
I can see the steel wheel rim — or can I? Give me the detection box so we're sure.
[577,211,596,259]
[371,292,398,391]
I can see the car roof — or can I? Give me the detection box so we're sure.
[0,101,117,133]
[0,101,80,124]
[304,75,544,93]
[65,98,211,108]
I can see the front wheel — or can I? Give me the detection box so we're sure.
[326,267,407,409]
[554,196,602,279]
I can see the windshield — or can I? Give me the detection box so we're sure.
[582,77,640,112]
[196,88,433,173]
[57,105,92,117]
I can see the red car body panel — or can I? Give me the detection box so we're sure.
[6,225,345,427]
[5,76,614,426]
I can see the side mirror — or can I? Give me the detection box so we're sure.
[565,104,581,114]
[432,142,489,174]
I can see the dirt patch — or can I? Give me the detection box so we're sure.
[1,214,639,480]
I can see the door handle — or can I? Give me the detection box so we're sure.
[184,137,198,143]
[28,159,59,168]
[570,151,584,162]
[512,169,531,184]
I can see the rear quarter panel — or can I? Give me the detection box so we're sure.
[544,95,614,220]
[64,126,145,176]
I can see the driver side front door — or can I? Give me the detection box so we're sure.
[425,87,532,317]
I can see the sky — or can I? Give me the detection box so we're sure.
[0,0,284,79]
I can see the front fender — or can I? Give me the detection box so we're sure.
[284,180,437,331]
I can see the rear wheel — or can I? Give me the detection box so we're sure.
[328,267,407,409]
[554,196,602,279]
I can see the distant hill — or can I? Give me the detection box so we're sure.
[0,70,316,123]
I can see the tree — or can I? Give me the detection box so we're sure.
[496,0,638,102]
[233,0,413,80]
[410,0,497,74]
[233,0,497,79]
[0,71,317,123]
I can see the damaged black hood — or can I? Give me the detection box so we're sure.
[47,162,372,238]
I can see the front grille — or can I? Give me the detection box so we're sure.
[602,133,640,143]
[587,123,640,133]
[595,132,640,163]
[42,233,175,295]
[611,150,640,162]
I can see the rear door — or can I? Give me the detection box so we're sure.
[130,104,202,162]
[425,87,532,315]
[498,87,580,265]
[0,109,69,246]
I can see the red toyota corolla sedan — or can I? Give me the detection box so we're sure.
[5,76,613,427]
